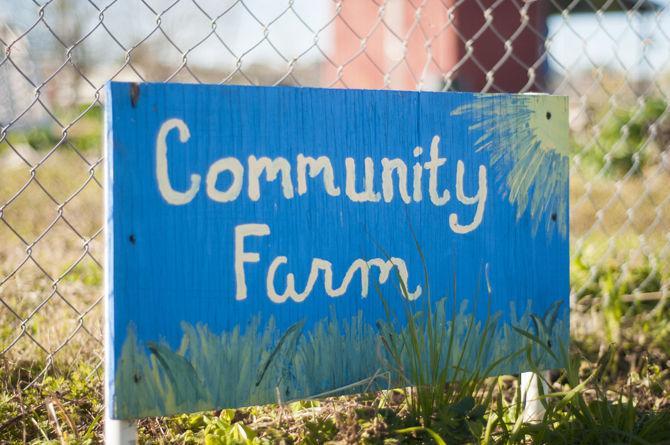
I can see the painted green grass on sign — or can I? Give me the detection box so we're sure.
[114,299,566,419]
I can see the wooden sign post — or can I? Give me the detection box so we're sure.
[104,83,569,440]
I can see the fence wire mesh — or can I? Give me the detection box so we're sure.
[0,0,669,392]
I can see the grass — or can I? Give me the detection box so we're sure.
[0,361,103,444]
[0,149,103,381]
[484,345,670,445]
[376,295,565,434]
[121,332,668,444]
[1,127,669,442]
[2,352,667,443]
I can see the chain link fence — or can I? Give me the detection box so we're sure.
[1,0,668,393]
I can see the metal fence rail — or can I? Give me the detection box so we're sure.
[1,0,668,390]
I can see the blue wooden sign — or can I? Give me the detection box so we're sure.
[105,82,569,419]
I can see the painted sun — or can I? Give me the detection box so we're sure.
[451,94,569,237]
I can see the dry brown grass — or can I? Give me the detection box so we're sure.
[0,148,103,374]
[570,164,670,242]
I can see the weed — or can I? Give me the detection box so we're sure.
[0,361,103,444]
[498,331,670,445]
[578,97,668,178]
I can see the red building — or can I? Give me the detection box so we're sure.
[323,0,548,93]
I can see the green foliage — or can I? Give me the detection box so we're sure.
[377,296,497,439]
[572,251,664,303]
[62,261,102,287]
[297,417,338,444]
[0,104,103,154]
[490,331,670,445]
[571,248,669,353]
[375,262,566,444]
[3,312,668,443]
[370,225,565,442]
[203,410,262,445]
[24,127,63,151]
[0,362,103,444]
[396,425,447,444]
[579,97,668,177]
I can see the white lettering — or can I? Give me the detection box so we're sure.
[381,158,411,204]
[367,257,422,300]
[296,154,341,196]
[264,252,422,303]
[206,157,244,202]
[424,135,450,206]
[345,157,381,202]
[248,156,294,201]
[449,162,487,234]
[155,118,201,205]
[234,223,270,300]
[266,255,320,303]
[155,126,489,235]
[412,146,423,202]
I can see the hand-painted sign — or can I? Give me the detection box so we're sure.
[105,82,569,419]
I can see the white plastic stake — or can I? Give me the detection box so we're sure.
[105,418,137,444]
[104,298,138,443]
[104,326,138,444]
[520,371,550,423]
